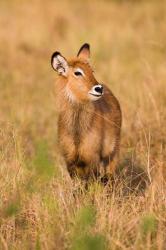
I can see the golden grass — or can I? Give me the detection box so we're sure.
[0,0,166,249]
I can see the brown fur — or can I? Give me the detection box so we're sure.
[52,50,122,181]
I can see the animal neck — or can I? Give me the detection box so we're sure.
[64,99,94,129]
[56,77,96,135]
[59,98,95,137]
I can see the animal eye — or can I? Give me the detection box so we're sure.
[74,71,82,76]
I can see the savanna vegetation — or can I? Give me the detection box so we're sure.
[0,0,165,249]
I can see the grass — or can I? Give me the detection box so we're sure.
[0,0,166,249]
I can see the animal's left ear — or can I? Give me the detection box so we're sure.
[77,43,90,60]
[51,52,69,77]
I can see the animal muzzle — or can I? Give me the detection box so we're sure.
[88,84,103,98]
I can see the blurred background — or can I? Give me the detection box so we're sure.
[0,0,165,249]
[0,0,165,150]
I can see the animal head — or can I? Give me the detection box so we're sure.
[51,43,103,103]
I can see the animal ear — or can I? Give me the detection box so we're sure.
[51,52,69,76]
[77,43,90,60]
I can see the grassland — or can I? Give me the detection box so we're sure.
[0,0,166,249]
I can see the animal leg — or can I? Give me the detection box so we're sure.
[100,155,118,184]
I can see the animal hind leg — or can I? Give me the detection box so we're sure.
[67,161,90,180]
[100,154,118,184]
[106,155,118,175]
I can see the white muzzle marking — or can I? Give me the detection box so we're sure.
[88,84,103,100]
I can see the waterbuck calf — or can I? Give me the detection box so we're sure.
[51,44,122,182]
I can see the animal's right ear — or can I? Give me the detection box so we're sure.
[51,52,69,77]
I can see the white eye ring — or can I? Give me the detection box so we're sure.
[74,68,85,77]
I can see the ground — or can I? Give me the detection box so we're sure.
[0,0,165,249]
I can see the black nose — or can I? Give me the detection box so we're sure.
[94,85,103,94]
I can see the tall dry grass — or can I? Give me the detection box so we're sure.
[0,0,165,249]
